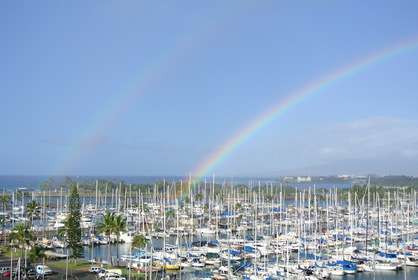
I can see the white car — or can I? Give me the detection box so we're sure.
[35,265,53,275]
[0,267,10,274]
[98,272,121,279]
[89,266,102,273]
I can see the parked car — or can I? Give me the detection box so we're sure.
[24,268,37,279]
[98,268,122,279]
[35,265,53,276]
[0,267,10,274]
[89,266,103,273]
[98,271,117,279]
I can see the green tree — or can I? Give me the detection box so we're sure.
[165,208,175,219]
[16,190,28,201]
[97,211,115,265]
[0,217,5,244]
[66,185,82,259]
[40,177,56,191]
[113,214,127,262]
[0,194,10,213]
[195,193,203,201]
[28,245,46,263]
[8,223,34,267]
[26,201,40,226]
[132,234,148,250]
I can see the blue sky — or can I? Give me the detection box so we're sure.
[1,1,418,176]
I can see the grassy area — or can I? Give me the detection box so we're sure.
[120,268,146,280]
[47,259,91,271]
[48,261,147,279]
[0,251,145,280]
[0,245,26,258]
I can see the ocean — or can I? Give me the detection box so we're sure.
[0,175,352,191]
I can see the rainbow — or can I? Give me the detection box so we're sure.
[192,36,418,180]
[56,27,219,174]
[55,4,254,175]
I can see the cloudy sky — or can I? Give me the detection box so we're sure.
[1,1,418,176]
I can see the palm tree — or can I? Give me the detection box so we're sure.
[15,190,25,206]
[129,233,149,280]
[9,223,33,248]
[0,217,5,245]
[165,208,175,219]
[97,211,115,265]
[8,223,34,268]
[0,194,10,213]
[132,234,148,250]
[26,201,40,226]
[112,214,127,263]
[28,245,45,263]
[195,193,203,201]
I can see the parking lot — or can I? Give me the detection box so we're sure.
[0,259,97,280]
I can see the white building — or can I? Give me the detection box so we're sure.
[296,176,311,182]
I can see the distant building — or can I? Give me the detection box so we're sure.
[337,174,351,180]
[296,176,311,182]
[283,176,294,182]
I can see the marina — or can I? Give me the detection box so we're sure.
[2,177,418,279]
[3,1,418,279]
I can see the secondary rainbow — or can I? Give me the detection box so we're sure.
[55,29,214,174]
[192,36,418,180]
[55,6,251,175]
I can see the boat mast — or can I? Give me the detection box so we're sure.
[365,176,370,255]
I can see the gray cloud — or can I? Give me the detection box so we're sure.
[316,117,418,161]
[279,117,418,175]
